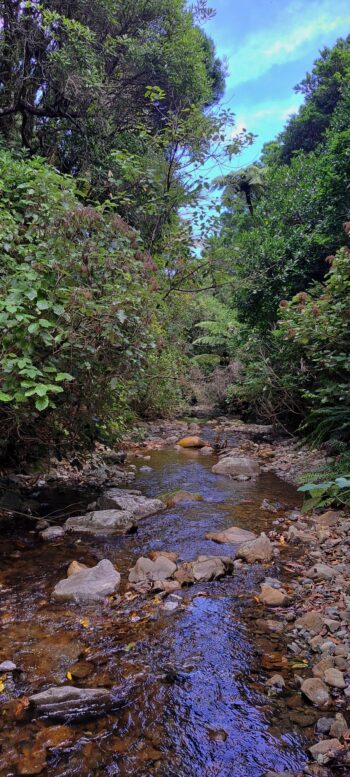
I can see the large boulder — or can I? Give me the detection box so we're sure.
[206,527,257,545]
[65,510,134,534]
[29,685,123,720]
[236,532,273,563]
[98,489,163,519]
[177,436,207,448]
[212,456,260,478]
[52,559,120,604]
[128,556,177,584]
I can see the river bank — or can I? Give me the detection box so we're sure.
[0,418,348,776]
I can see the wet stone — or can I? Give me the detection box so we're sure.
[29,685,115,720]
[52,559,121,604]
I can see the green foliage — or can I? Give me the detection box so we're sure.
[277,246,350,442]
[0,150,172,456]
[298,476,350,512]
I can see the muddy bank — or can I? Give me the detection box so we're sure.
[0,418,348,777]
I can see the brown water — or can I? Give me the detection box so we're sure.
[0,443,311,777]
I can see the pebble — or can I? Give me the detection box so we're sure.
[324,667,346,688]
[0,661,16,672]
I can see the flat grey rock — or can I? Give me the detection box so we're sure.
[100,488,164,519]
[65,510,134,534]
[52,559,120,604]
[29,685,113,720]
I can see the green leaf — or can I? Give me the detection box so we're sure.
[55,372,74,382]
[0,391,13,403]
[35,395,49,411]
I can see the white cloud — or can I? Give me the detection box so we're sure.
[226,1,350,88]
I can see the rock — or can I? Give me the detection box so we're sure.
[177,436,206,448]
[287,525,314,543]
[324,668,346,689]
[174,562,196,586]
[212,456,260,478]
[161,490,204,507]
[40,526,65,541]
[306,564,336,581]
[236,532,273,563]
[295,610,324,634]
[65,510,135,534]
[139,466,152,472]
[36,518,50,531]
[309,738,343,761]
[149,551,178,562]
[330,713,348,739]
[28,685,117,720]
[191,556,226,582]
[316,717,334,734]
[173,555,233,586]
[205,526,256,544]
[52,559,121,604]
[313,657,335,679]
[153,579,181,594]
[0,660,16,672]
[301,678,330,706]
[266,673,285,689]
[256,618,284,634]
[259,584,290,607]
[67,560,88,577]
[98,489,163,519]
[315,511,340,527]
[128,556,177,584]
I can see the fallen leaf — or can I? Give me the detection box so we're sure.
[66,671,73,681]
[124,642,136,652]
[79,618,90,628]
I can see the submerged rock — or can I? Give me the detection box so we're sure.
[65,509,135,534]
[205,526,256,544]
[52,559,120,604]
[236,532,273,563]
[161,490,204,507]
[212,456,260,478]
[29,685,117,720]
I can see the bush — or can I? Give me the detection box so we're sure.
[0,151,164,458]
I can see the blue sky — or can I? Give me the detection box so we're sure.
[203,0,350,173]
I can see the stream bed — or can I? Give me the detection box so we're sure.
[0,439,314,777]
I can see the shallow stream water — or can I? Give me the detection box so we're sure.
[0,438,312,777]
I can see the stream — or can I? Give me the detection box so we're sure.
[0,434,313,777]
